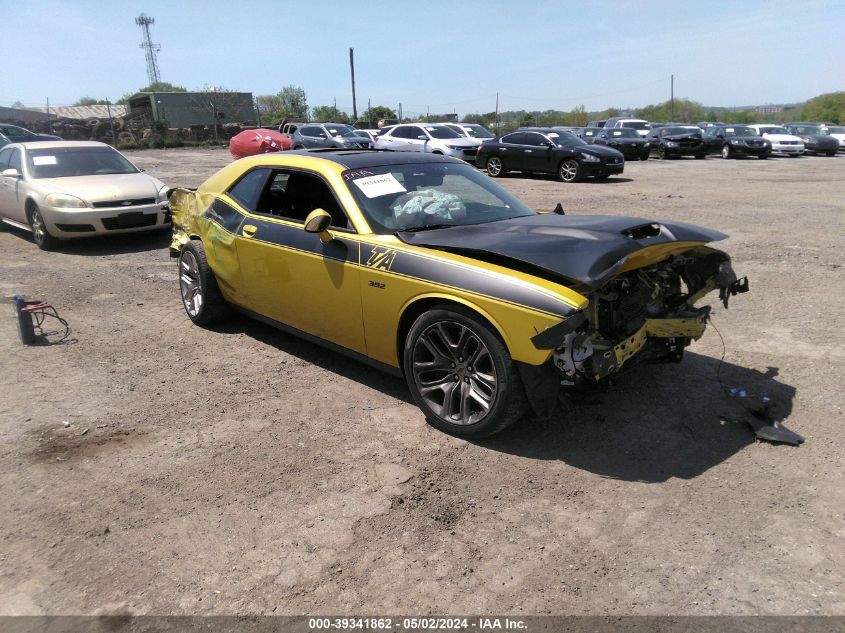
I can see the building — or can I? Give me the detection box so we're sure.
[127,91,256,128]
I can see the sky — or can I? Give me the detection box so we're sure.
[5,0,844,117]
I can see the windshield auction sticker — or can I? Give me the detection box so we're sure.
[32,156,58,165]
[353,173,406,198]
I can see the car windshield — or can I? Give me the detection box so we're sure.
[662,127,699,136]
[425,126,462,139]
[463,124,493,138]
[724,126,757,137]
[791,125,825,135]
[609,129,639,138]
[27,146,138,178]
[548,131,586,146]
[326,125,357,138]
[343,162,535,233]
[621,121,649,130]
[1,125,37,139]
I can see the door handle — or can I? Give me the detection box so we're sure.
[242,224,257,238]
[525,150,532,153]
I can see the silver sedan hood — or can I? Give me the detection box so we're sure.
[32,173,164,204]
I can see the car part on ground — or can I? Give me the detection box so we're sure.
[0,141,170,249]
[168,151,747,438]
[476,127,624,182]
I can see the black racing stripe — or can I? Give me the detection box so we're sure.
[204,199,245,233]
[360,243,575,318]
[249,217,357,264]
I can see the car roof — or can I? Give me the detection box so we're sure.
[285,149,463,169]
[13,140,109,150]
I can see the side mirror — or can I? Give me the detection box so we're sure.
[1,168,21,178]
[542,140,554,147]
[417,135,428,140]
[304,208,333,241]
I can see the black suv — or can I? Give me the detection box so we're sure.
[593,127,650,160]
[703,125,771,159]
[645,126,705,159]
[476,127,624,182]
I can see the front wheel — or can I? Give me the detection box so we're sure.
[657,146,668,160]
[826,152,836,157]
[28,204,60,250]
[178,240,232,326]
[721,144,732,159]
[758,154,769,160]
[404,306,526,438]
[640,153,649,161]
[558,158,582,182]
[485,155,504,177]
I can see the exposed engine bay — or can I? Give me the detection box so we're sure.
[546,247,748,385]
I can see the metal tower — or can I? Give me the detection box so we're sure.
[135,13,161,85]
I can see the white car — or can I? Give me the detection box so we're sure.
[747,125,804,156]
[825,125,845,152]
[603,117,651,137]
[0,141,169,250]
[375,123,481,161]
[439,122,495,142]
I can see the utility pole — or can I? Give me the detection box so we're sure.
[670,74,675,122]
[135,13,161,85]
[398,103,402,123]
[349,48,358,122]
[367,98,371,127]
[46,97,53,134]
[495,92,499,130]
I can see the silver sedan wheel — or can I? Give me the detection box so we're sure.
[179,250,203,317]
[30,208,48,245]
[411,321,497,426]
[559,159,580,182]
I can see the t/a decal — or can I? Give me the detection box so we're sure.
[366,246,398,271]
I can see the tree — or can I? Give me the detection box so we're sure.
[517,112,535,127]
[11,100,25,109]
[362,105,398,125]
[139,82,187,93]
[311,105,349,123]
[800,91,845,124]
[279,85,308,119]
[75,97,109,106]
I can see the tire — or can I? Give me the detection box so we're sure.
[27,203,60,251]
[403,305,526,438]
[640,153,649,161]
[721,145,732,159]
[657,146,668,160]
[178,240,232,326]
[292,145,304,150]
[694,153,706,160]
[558,158,582,182]
[485,155,504,177]
[826,152,835,157]
[758,154,769,160]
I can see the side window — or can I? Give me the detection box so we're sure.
[255,170,352,231]
[391,126,408,139]
[227,168,270,211]
[8,149,22,172]
[408,126,425,139]
[313,127,328,139]
[0,147,11,170]
[523,133,546,146]
[502,132,525,145]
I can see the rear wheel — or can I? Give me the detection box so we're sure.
[178,240,232,326]
[657,146,668,160]
[558,159,582,182]
[721,145,732,159]
[640,153,649,161]
[485,155,504,177]
[758,154,769,160]
[404,306,526,438]
[826,152,836,157]
[28,203,60,251]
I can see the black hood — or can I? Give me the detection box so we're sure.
[397,214,727,288]
[662,133,701,141]
[578,144,623,158]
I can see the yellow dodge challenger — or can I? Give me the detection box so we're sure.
[169,150,747,438]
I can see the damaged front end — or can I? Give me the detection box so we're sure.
[530,246,749,387]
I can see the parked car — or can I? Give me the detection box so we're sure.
[0,124,62,143]
[476,127,624,182]
[352,129,380,143]
[703,125,771,159]
[0,141,169,250]
[783,124,839,156]
[291,123,372,150]
[645,126,705,159]
[825,125,845,151]
[0,132,10,149]
[441,123,495,141]
[603,117,651,137]
[586,120,606,128]
[169,150,747,438]
[577,127,603,143]
[593,127,650,160]
[746,124,804,157]
[696,121,725,131]
[375,123,480,161]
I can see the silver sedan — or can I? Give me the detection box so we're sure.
[0,141,170,250]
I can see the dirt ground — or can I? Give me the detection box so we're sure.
[1,147,843,617]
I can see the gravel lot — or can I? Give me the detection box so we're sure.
[1,147,843,616]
